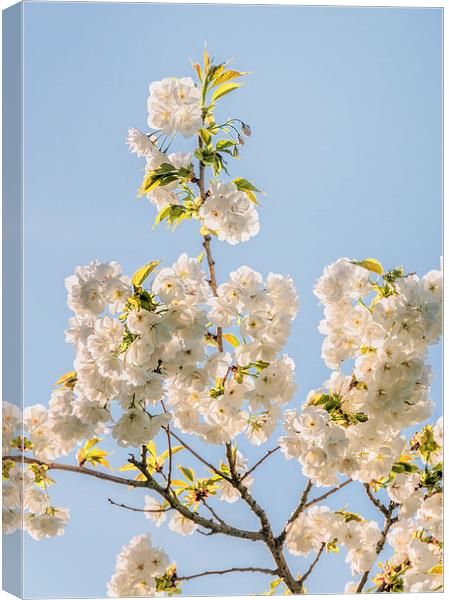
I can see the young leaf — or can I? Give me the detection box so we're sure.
[428,565,442,575]
[159,446,184,462]
[351,258,384,276]
[199,128,212,144]
[55,370,77,388]
[146,440,157,457]
[77,438,111,470]
[192,61,202,82]
[203,44,210,72]
[223,333,240,348]
[212,70,248,87]
[154,205,172,227]
[233,178,261,193]
[118,463,138,472]
[132,260,161,288]
[211,82,241,103]
[178,466,195,482]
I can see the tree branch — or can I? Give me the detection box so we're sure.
[165,429,232,482]
[303,478,352,510]
[223,444,303,594]
[363,483,390,517]
[127,455,265,542]
[298,542,326,587]
[195,130,301,595]
[177,566,278,582]
[355,502,398,593]
[241,446,280,481]
[3,455,148,487]
[277,479,313,544]
[108,498,172,514]
[161,399,173,490]
[201,499,228,527]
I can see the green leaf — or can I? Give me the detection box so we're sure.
[223,333,240,348]
[351,258,384,276]
[178,466,195,482]
[265,579,282,596]
[55,370,78,389]
[211,82,241,103]
[132,260,161,288]
[216,140,235,152]
[154,205,172,226]
[212,70,249,87]
[392,461,419,474]
[199,128,212,144]
[159,446,184,461]
[233,178,262,204]
[233,177,261,193]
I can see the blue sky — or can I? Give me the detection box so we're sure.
[15,2,443,597]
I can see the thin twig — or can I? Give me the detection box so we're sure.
[166,429,231,482]
[277,479,313,544]
[355,502,398,593]
[193,120,301,596]
[197,529,218,537]
[177,566,278,582]
[298,542,326,586]
[126,454,264,543]
[363,483,390,517]
[3,455,148,488]
[303,478,353,510]
[242,446,280,481]
[223,444,303,594]
[161,399,173,490]
[202,500,227,527]
[108,498,172,514]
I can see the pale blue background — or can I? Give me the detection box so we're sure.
[17,2,444,597]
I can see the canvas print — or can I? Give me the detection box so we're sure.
[2,2,443,598]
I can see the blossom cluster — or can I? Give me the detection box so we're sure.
[107,533,170,597]
[167,265,298,445]
[3,402,70,540]
[147,77,202,138]
[384,490,442,592]
[127,63,262,246]
[199,180,260,245]
[5,252,298,468]
[375,418,443,592]
[286,505,382,576]
[280,259,442,487]
[2,47,443,598]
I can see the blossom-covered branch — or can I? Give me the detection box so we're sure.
[2,47,442,597]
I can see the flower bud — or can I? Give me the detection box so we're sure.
[241,122,252,137]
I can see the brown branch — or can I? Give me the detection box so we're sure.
[165,429,232,482]
[298,542,326,587]
[108,498,172,514]
[355,502,398,593]
[195,133,300,595]
[223,444,303,594]
[242,446,280,481]
[161,399,173,490]
[277,479,313,544]
[197,528,218,537]
[177,566,278,582]
[202,499,227,527]
[363,483,390,517]
[202,234,223,350]
[303,478,353,510]
[127,455,265,543]
[3,455,148,487]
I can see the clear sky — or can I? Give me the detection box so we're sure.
[15,2,443,597]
